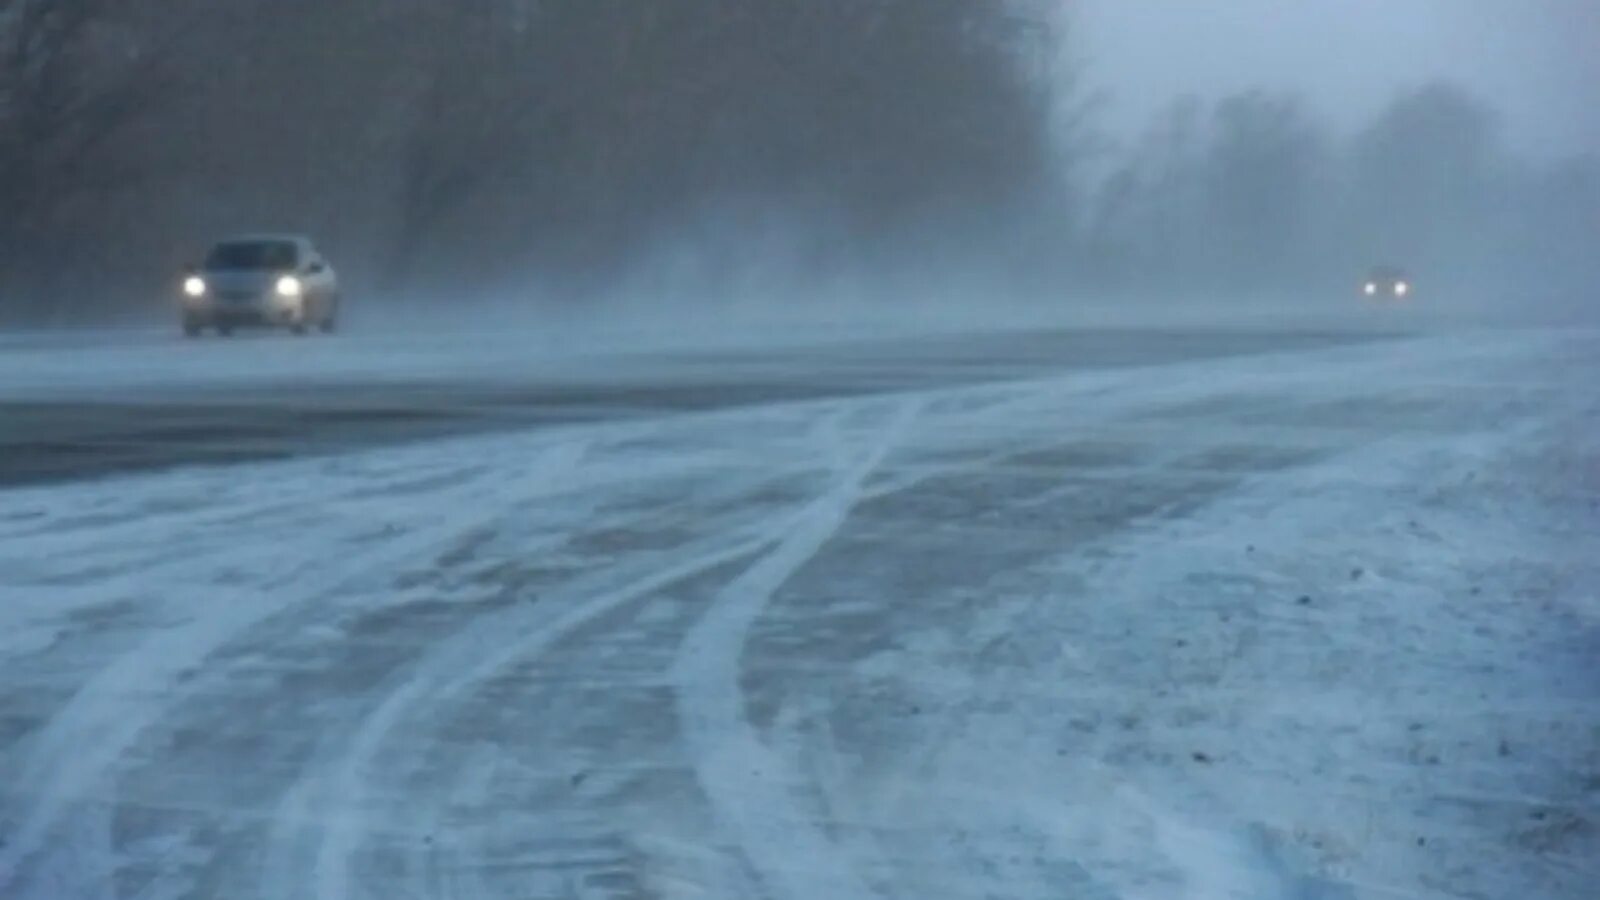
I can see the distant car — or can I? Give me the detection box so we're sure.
[180,235,339,336]
[1361,265,1412,301]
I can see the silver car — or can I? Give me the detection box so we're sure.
[180,235,340,336]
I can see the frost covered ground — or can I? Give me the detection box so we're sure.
[1,328,1596,899]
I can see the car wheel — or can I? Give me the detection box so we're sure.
[290,321,308,336]
[217,323,234,337]
[319,315,337,334]
[182,319,202,338]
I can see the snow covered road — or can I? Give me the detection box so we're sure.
[1,329,1596,899]
[0,327,1372,485]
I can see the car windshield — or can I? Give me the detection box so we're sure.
[205,241,297,271]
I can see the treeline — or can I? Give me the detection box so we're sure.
[2,2,1595,322]
[2,0,1060,319]
[1083,84,1600,305]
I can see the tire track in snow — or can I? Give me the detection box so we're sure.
[261,433,831,900]
[0,351,1341,896]
[260,407,857,900]
[276,530,785,900]
[671,398,920,900]
[0,442,589,897]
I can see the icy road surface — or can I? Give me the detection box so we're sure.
[1,328,1597,899]
[0,326,1378,486]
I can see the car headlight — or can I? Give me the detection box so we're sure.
[1363,283,1377,296]
[276,276,303,298]
[1394,281,1410,296]
[183,276,207,298]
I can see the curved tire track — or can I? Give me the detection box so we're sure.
[671,399,920,900]
[260,451,835,900]
[0,444,587,897]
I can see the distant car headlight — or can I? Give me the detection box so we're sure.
[1394,281,1410,296]
[1363,283,1377,296]
[276,276,303,298]
[183,276,207,298]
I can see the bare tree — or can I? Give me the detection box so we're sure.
[0,0,198,312]
[1348,83,1502,281]
[372,0,1068,293]
[1200,92,1322,288]
[381,2,543,290]
[5,0,1074,317]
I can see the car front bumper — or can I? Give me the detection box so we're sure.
[184,294,304,325]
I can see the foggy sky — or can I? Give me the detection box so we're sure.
[1077,0,1600,159]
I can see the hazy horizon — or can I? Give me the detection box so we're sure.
[2,1,1595,324]
[1079,0,1600,160]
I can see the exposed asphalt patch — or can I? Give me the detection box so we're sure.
[0,328,1390,487]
